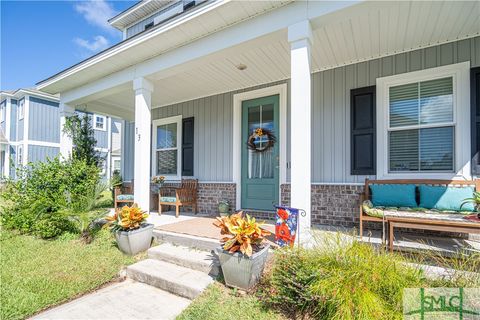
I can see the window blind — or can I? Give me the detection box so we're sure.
[388,77,454,173]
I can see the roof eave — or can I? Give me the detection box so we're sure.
[37,0,224,92]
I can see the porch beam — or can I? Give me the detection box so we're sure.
[133,77,153,213]
[59,102,75,159]
[288,20,313,244]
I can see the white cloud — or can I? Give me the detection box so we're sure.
[74,35,110,52]
[74,0,118,32]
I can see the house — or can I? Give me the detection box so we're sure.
[36,0,480,236]
[0,89,123,179]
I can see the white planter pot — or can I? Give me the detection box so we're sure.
[115,223,154,255]
[215,243,270,290]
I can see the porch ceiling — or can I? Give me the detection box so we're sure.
[71,0,479,119]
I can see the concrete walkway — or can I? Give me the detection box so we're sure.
[31,279,191,320]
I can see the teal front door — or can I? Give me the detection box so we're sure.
[241,95,280,211]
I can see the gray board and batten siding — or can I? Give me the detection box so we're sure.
[28,145,59,163]
[28,97,60,143]
[122,37,480,184]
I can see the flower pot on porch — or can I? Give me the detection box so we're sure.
[115,223,154,255]
[218,201,230,216]
[215,243,270,290]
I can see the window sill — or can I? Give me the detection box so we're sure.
[377,172,471,180]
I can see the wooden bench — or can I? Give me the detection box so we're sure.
[388,214,480,252]
[359,178,480,247]
[114,181,134,210]
[158,179,198,218]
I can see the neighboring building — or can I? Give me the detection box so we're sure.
[0,89,61,179]
[37,0,480,233]
[0,89,122,179]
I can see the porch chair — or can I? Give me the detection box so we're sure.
[158,179,198,218]
[114,181,134,210]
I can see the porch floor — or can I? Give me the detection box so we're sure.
[147,211,480,257]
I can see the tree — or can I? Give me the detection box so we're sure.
[63,114,102,167]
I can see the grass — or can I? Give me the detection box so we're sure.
[0,229,138,320]
[177,282,285,320]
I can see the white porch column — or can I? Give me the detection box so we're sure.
[59,102,75,160]
[133,77,153,213]
[288,20,313,244]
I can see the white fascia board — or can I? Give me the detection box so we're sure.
[51,1,361,104]
[38,0,227,93]
[7,89,59,102]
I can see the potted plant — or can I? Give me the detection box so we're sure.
[461,191,480,218]
[213,212,271,290]
[151,175,165,192]
[104,204,153,255]
[218,199,230,216]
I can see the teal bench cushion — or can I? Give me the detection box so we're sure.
[370,184,417,208]
[116,194,134,201]
[419,185,475,212]
[160,196,177,203]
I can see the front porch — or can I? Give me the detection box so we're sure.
[147,210,480,256]
[46,1,480,238]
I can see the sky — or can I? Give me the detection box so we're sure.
[0,0,136,91]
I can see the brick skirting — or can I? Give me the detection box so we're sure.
[150,182,470,238]
[280,183,364,228]
[151,182,236,215]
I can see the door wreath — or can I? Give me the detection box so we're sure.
[247,128,277,153]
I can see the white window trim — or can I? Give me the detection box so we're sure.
[18,99,24,120]
[93,114,107,131]
[151,115,182,181]
[376,61,471,180]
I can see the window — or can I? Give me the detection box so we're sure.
[377,62,471,179]
[99,158,106,175]
[17,146,23,166]
[388,77,454,172]
[114,159,121,172]
[18,100,24,120]
[93,114,106,131]
[152,116,182,179]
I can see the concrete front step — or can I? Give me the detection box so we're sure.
[153,229,220,251]
[148,243,220,276]
[126,259,214,300]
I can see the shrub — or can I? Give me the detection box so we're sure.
[0,157,100,238]
[259,236,425,319]
[32,215,78,239]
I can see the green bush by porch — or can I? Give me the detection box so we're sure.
[0,157,102,238]
[258,238,480,319]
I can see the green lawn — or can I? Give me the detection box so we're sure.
[177,282,285,320]
[0,229,137,320]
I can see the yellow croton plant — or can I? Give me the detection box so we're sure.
[213,212,271,257]
[105,204,149,232]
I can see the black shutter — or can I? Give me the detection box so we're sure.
[182,117,194,176]
[350,86,376,175]
[471,67,480,175]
